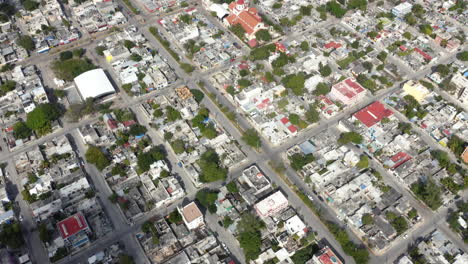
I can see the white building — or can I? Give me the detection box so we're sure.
[180,202,204,230]
[392,2,413,17]
[254,191,289,218]
[74,69,116,100]
[329,77,367,105]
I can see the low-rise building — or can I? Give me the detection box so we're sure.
[180,202,204,230]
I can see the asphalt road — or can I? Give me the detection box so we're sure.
[4,1,467,263]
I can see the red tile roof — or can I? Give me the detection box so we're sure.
[122,120,136,127]
[107,119,118,130]
[287,125,297,133]
[353,101,393,128]
[414,48,432,61]
[248,39,257,47]
[324,41,341,49]
[57,212,89,240]
[317,247,343,264]
[390,152,412,169]
[226,9,262,35]
[280,117,289,124]
[332,78,365,99]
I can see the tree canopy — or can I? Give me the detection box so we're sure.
[16,35,35,51]
[326,1,347,18]
[26,103,62,135]
[237,213,266,261]
[196,189,219,213]
[85,146,110,171]
[52,58,96,81]
[198,149,227,182]
[281,73,305,95]
[242,128,262,148]
[289,153,315,171]
[411,178,443,210]
[338,132,363,145]
[13,121,32,139]
[255,29,271,42]
[0,221,24,248]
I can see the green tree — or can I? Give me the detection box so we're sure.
[0,80,16,93]
[190,89,204,103]
[377,51,387,62]
[238,78,252,88]
[447,135,466,156]
[73,48,85,58]
[300,41,309,51]
[13,121,32,139]
[255,29,271,41]
[230,23,246,39]
[198,149,227,182]
[0,63,14,72]
[419,24,432,35]
[165,106,181,122]
[402,32,412,40]
[52,58,96,81]
[130,53,142,61]
[118,254,135,264]
[289,153,315,171]
[196,189,219,213]
[226,181,239,193]
[411,4,425,17]
[407,208,418,219]
[367,31,378,39]
[242,128,261,148]
[23,0,39,11]
[59,51,73,61]
[404,14,417,25]
[361,213,373,225]
[170,139,186,154]
[347,0,367,10]
[319,63,332,77]
[281,73,305,95]
[128,124,147,136]
[16,35,35,51]
[223,216,234,228]
[95,46,106,56]
[356,155,369,169]
[305,106,320,123]
[411,178,443,210]
[123,40,136,50]
[168,209,182,223]
[338,132,363,145]
[237,213,265,261]
[313,82,331,95]
[0,221,24,248]
[326,1,347,18]
[26,103,62,134]
[180,63,194,73]
[85,146,110,171]
[38,223,52,242]
[456,51,468,61]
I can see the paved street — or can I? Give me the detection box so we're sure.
[2,1,467,264]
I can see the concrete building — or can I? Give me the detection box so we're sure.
[74,69,116,100]
[57,211,91,248]
[392,2,413,17]
[329,77,367,105]
[310,246,343,264]
[254,190,289,218]
[180,202,204,230]
[224,0,265,40]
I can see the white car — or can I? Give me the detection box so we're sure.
[307,195,314,201]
